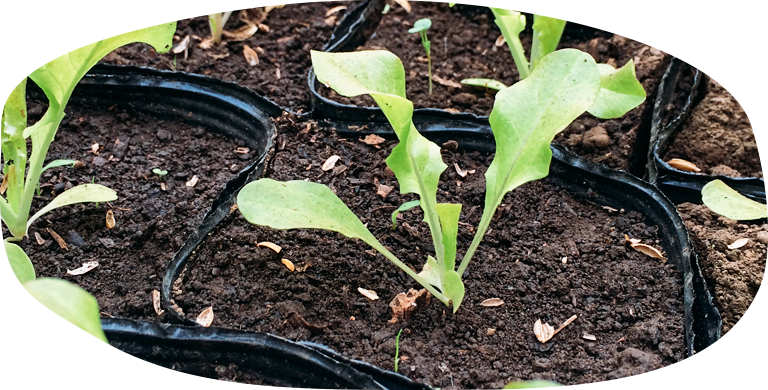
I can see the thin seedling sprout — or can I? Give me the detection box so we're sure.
[408,18,433,95]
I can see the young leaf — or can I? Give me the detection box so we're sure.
[392,199,420,229]
[0,279,142,390]
[587,60,646,119]
[491,8,530,79]
[530,15,566,70]
[443,270,465,313]
[40,159,78,174]
[435,203,461,272]
[1,79,29,211]
[702,180,767,220]
[744,0,768,26]
[417,255,441,287]
[460,78,508,91]
[237,179,450,304]
[26,184,118,232]
[408,18,432,34]
[4,241,35,284]
[459,49,601,275]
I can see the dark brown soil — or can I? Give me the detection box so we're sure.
[170,113,685,387]
[0,347,279,390]
[17,98,247,321]
[102,2,355,113]
[677,203,766,334]
[576,0,675,14]
[682,0,749,22]
[662,78,762,178]
[319,1,669,172]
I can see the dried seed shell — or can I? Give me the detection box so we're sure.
[666,158,702,172]
[67,261,99,276]
[281,258,295,272]
[727,238,749,250]
[630,242,665,260]
[152,290,164,315]
[257,241,282,253]
[106,209,116,229]
[480,298,504,307]
[357,287,379,300]
[222,23,259,41]
[172,35,190,54]
[34,232,45,245]
[433,75,462,89]
[243,45,259,66]
[453,163,476,178]
[533,319,555,343]
[394,0,411,12]
[322,155,340,171]
[186,175,199,187]
[583,334,597,341]
[495,34,506,47]
[0,175,8,194]
[325,5,347,16]
[360,134,386,148]
[46,228,68,251]
[376,184,394,198]
[196,306,214,327]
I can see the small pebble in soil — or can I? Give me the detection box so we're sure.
[68,230,84,247]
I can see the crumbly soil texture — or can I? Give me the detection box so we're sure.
[576,0,675,14]
[677,203,766,335]
[662,77,762,178]
[15,98,248,322]
[102,1,355,113]
[170,113,685,387]
[682,0,749,22]
[319,1,669,172]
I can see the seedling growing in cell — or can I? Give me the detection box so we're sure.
[408,18,433,95]
[209,11,233,45]
[0,0,179,283]
[461,8,646,120]
[238,48,602,313]
[0,278,142,390]
[701,180,767,220]
[394,329,403,372]
[152,168,168,177]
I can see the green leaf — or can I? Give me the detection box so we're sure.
[2,79,29,211]
[504,380,562,388]
[26,183,118,232]
[744,0,768,26]
[530,15,566,70]
[417,255,441,287]
[40,159,78,174]
[19,0,180,107]
[436,203,461,272]
[4,241,35,283]
[491,8,530,79]
[460,78,508,91]
[587,60,646,119]
[443,270,465,313]
[408,18,432,34]
[0,279,142,390]
[458,49,600,275]
[152,168,168,176]
[392,199,420,230]
[702,180,767,220]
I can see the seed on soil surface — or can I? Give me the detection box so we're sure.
[172,35,190,55]
[46,228,68,251]
[276,68,281,79]
[454,163,475,177]
[243,45,260,66]
[357,287,379,301]
[160,182,167,191]
[106,209,116,229]
[666,158,702,172]
[562,256,568,264]
[495,34,506,47]
[66,261,99,276]
[257,241,282,253]
[487,328,497,336]
[727,238,749,250]
[325,5,347,16]
[196,306,214,327]
[234,147,250,154]
[350,316,355,321]
[360,134,386,148]
[34,232,45,245]
[583,334,597,341]
[322,155,340,171]
[534,315,578,343]
[433,75,462,89]
[480,298,504,307]
[281,258,295,272]
[185,175,199,187]
[630,242,665,260]
[223,24,259,41]
[152,290,164,315]
[0,175,7,194]
[198,37,214,49]
[394,0,412,13]
[91,143,99,155]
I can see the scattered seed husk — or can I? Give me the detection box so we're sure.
[207,51,230,60]
[295,263,312,273]
[172,35,190,55]
[495,34,506,47]
[281,258,295,272]
[0,175,7,194]
[630,242,665,260]
[583,334,597,341]
[727,238,749,250]
[480,298,504,307]
[433,75,462,89]
[264,5,285,13]
[389,288,431,323]
[486,328,497,336]
[666,158,702,172]
[286,311,328,333]
[46,228,68,251]
[377,183,394,198]
[106,209,116,229]
[276,68,281,79]
[394,0,411,12]
[243,45,259,66]
[257,241,282,253]
[152,290,164,315]
[34,232,45,245]
[199,37,214,49]
[360,134,386,148]
[67,261,99,276]
[624,234,641,245]
[617,336,626,343]
[534,314,577,343]
[357,287,379,300]
[234,147,251,154]
[561,256,568,264]
[322,155,340,171]
[602,205,618,212]
[160,182,167,191]
[223,23,259,41]
[258,23,270,32]
[325,5,347,16]
[453,163,476,178]
[186,175,199,187]
[91,143,100,155]
[229,203,239,214]
[196,306,214,327]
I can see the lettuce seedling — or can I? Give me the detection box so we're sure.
[0,0,180,283]
[238,48,600,313]
[0,278,142,390]
[408,18,433,95]
[702,179,767,220]
[152,168,168,176]
[209,11,233,45]
[461,8,645,120]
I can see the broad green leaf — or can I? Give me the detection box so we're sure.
[443,270,465,313]
[408,18,432,34]
[392,199,420,230]
[19,0,180,111]
[312,50,448,269]
[4,241,35,283]
[744,0,768,26]
[26,184,118,232]
[504,380,562,389]
[491,8,530,79]
[460,78,508,91]
[436,203,461,272]
[417,255,441,287]
[40,159,78,174]
[702,180,767,220]
[530,15,566,70]
[2,79,29,211]
[587,60,646,119]
[0,279,142,390]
